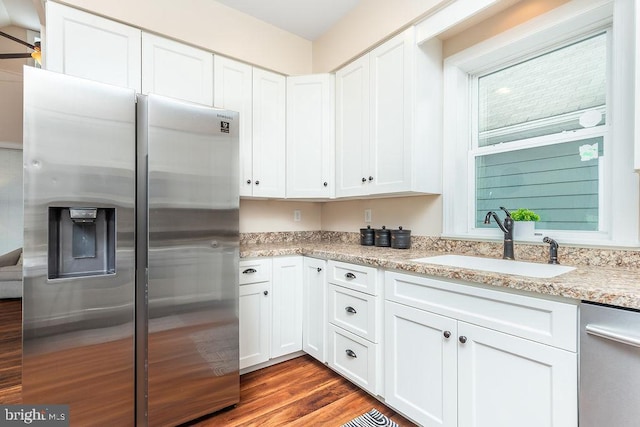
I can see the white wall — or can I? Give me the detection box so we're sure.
[240,200,322,233]
[57,0,313,75]
[321,195,443,236]
[0,25,29,145]
[0,147,23,253]
[311,0,444,73]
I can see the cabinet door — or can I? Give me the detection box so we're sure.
[142,33,213,105]
[457,322,577,427]
[46,2,141,92]
[239,282,271,369]
[369,28,413,195]
[302,257,327,362]
[385,301,458,427]
[286,74,335,199]
[214,57,253,197]
[335,55,370,197]
[252,68,286,198]
[271,257,303,358]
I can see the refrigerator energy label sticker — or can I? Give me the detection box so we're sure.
[221,121,230,133]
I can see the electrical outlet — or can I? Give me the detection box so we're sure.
[364,209,372,223]
[294,210,301,222]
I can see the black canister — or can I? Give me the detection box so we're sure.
[360,225,375,246]
[390,226,412,249]
[374,226,391,247]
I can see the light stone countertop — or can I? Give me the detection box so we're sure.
[240,242,640,310]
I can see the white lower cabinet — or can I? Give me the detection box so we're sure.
[239,256,303,370]
[239,259,272,370]
[327,323,380,393]
[385,301,457,426]
[239,282,271,369]
[271,257,303,358]
[302,257,327,363]
[457,322,577,427]
[384,271,578,427]
[327,261,382,395]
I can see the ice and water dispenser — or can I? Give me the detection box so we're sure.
[48,207,116,279]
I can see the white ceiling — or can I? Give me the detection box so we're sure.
[0,0,39,31]
[1,0,359,40]
[215,0,360,41]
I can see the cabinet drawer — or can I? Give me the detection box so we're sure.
[327,324,379,395]
[328,284,379,342]
[385,271,578,352]
[239,259,272,285]
[328,260,379,295]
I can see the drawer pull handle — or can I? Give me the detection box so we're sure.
[443,331,451,339]
[242,268,257,274]
[345,306,357,314]
[459,336,467,344]
[345,349,357,358]
[345,272,356,280]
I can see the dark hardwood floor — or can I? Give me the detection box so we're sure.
[0,298,21,405]
[0,299,415,426]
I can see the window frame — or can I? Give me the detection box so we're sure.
[442,0,638,247]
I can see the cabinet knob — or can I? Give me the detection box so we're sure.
[361,177,367,183]
[443,331,451,339]
[345,349,357,358]
[242,268,257,274]
[263,290,269,296]
[323,182,328,187]
[255,180,260,185]
[317,267,322,272]
[368,176,374,181]
[246,179,251,184]
[459,336,467,344]
[345,272,356,280]
[345,306,357,314]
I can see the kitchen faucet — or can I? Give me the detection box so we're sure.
[543,236,559,264]
[484,207,514,260]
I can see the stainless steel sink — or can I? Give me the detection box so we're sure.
[411,254,575,278]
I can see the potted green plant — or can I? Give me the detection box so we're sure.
[510,208,540,240]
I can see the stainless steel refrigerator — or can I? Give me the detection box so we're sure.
[22,67,240,426]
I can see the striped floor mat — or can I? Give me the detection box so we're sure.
[341,409,399,427]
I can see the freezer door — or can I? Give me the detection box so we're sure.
[22,67,136,426]
[144,94,240,426]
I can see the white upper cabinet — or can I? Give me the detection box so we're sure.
[252,68,286,198]
[214,56,254,197]
[286,74,335,199]
[336,55,370,198]
[369,29,413,195]
[141,33,213,106]
[335,27,442,198]
[45,2,141,92]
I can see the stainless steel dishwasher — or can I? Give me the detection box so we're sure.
[580,302,640,426]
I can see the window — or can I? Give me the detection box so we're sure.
[474,32,607,232]
[443,0,638,246]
